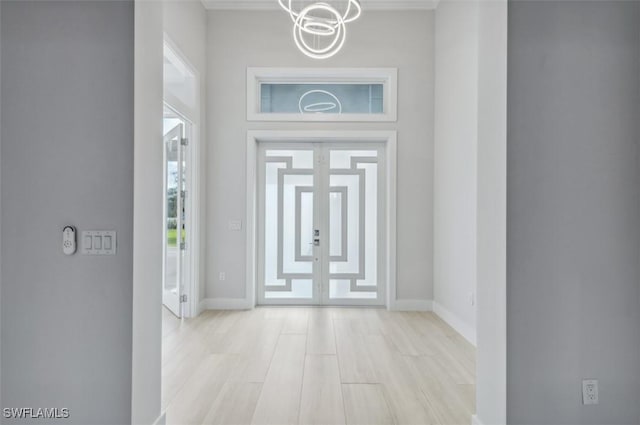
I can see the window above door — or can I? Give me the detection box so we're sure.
[247,68,397,122]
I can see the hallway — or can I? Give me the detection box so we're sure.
[162,307,475,425]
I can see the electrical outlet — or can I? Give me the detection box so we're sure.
[582,379,598,405]
[228,220,242,231]
[219,272,226,281]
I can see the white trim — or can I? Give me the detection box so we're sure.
[153,413,166,425]
[385,135,397,311]
[200,297,254,310]
[163,35,199,123]
[247,68,397,122]
[433,301,477,346]
[203,0,439,11]
[471,415,484,425]
[391,299,433,312]
[246,130,397,309]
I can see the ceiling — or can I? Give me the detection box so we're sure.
[201,0,440,11]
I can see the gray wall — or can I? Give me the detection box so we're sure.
[0,0,3,409]
[507,1,640,424]
[1,2,134,423]
[206,11,435,303]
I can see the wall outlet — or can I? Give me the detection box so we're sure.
[219,272,226,281]
[582,379,598,405]
[228,220,242,231]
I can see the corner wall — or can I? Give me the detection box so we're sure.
[132,0,164,423]
[1,1,134,422]
[476,1,507,424]
[507,1,640,423]
[433,0,478,344]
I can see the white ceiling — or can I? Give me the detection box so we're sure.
[202,0,439,11]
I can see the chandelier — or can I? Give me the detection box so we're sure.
[278,0,362,59]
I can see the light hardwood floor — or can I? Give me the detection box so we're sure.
[162,307,475,425]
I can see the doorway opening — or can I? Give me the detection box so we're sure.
[162,107,192,317]
[161,36,201,319]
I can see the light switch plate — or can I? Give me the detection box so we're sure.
[82,231,116,255]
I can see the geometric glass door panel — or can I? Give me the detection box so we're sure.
[257,143,385,306]
[327,149,381,302]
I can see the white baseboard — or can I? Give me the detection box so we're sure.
[199,297,253,310]
[152,412,166,425]
[391,299,433,311]
[432,301,477,346]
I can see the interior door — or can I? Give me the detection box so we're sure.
[163,123,185,317]
[257,142,385,306]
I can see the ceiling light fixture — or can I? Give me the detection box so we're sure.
[278,0,362,59]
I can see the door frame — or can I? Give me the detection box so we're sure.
[246,130,397,309]
[162,34,202,318]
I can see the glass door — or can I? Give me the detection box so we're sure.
[257,143,385,306]
[323,146,385,305]
[162,121,188,317]
[257,146,321,305]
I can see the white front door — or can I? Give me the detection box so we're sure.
[257,142,386,306]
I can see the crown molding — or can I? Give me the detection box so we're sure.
[201,0,440,11]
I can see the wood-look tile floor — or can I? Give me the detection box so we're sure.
[162,307,475,425]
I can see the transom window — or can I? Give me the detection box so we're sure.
[247,68,397,122]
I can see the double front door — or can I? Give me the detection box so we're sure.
[257,142,386,306]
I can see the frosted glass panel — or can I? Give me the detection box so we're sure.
[329,174,360,275]
[329,149,379,299]
[266,280,313,299]
[330,280,376,299]
[282,175,313,274]
[330,150,377,169]
[263,149,315,300]
[299,192,314,258]
[266,150,314,169]
[261,83,383,114]
[264,162,286,288]
[329,191,344,258]
[358,162,377,286]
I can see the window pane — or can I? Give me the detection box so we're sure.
[260,83,384,114]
